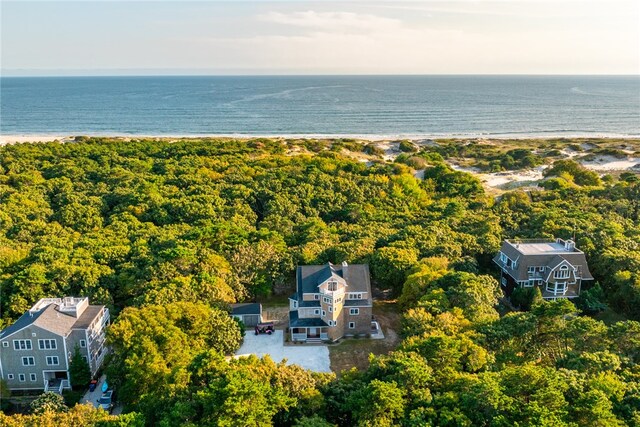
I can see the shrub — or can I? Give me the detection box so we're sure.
[398,140,418,153]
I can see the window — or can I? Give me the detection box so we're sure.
[547,282,568,295]
[46,356,59,366]
[554,265,570,279]
[7,374,14,380]
[349,308,359,315]
[314,309,320,315]
[334,297,342,304]
[527,266,535,274]
[349,322,356,329]
[524,280,534,288]
[322,310,326,317]
[19,374,26,382]
[314,294,320,300]
[2,342,8,347]
[328,281,338,291]
[328,306,333,312]
[500,252,507,264]
[38,339,57,350]
[13,339,32,350]
[538,266,545,272]
[292,301,298,309]
[22,357,35,366]
[323,296,331,304]
[328,320,336,327]
[501,277,507,286]
[80,340,86,348]
[30,373,37,382]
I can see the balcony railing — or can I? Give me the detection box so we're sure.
[546,283,568,295]
[319,288,345,299]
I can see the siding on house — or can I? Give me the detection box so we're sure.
[0,298,109,391]
[290,262,373,342]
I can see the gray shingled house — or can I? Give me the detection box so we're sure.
[494,238,593,300]
[289,262,373,342]
[0,297,109,392]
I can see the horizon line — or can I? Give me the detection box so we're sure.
[2,72,639,78]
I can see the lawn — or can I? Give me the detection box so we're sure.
[329,301,402,375]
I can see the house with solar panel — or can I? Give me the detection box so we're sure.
[289,262,373,342]
[494,238,593,300]
[0,297,109,392]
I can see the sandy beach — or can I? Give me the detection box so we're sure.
[2,135,638,191]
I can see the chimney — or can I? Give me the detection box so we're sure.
[565,240,575,251]
[341,261,348,280]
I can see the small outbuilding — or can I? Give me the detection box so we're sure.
[230,303,263,327]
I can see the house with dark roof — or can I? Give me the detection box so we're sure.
[289,262,373,342]
[0,297,109,392]
[230,303,263,327]
[494,238,593,300]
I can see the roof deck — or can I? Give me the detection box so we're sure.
[506,238,583,255]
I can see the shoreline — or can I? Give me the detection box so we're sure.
[2,133,640,146]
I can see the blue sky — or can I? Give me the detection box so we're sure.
[2,1,638,75]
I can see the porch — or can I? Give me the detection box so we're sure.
[291,327,329,342]
[541,281,580,299]
[43,371,70,394]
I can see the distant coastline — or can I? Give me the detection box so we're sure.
[3,132,640,146]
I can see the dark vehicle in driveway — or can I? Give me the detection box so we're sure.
[255,322,275,335]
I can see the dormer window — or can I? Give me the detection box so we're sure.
[554,265,570,279]
[500,253,508,264]
[328,281,338,291]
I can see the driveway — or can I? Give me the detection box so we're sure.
[235,330,331,372]
[81,374,106,408]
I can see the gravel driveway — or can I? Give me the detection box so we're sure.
[235,330,330,372]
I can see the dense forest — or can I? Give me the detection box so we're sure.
[1,137,639,426]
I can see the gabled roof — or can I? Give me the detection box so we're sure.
[494,239,593,282]
[296,263,371,295]
[0,300,105,340]
[231,303,262,316]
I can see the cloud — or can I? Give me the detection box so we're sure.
[258,10,402,33]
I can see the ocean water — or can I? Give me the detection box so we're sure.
[1,75,639,138]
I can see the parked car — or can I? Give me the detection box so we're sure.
[255,322,275,335]
[97,390,114,412]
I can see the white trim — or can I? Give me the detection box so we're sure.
[22,356,35,366]
[18,373,26,382]
[46,356,60,366]
[29,373,37,382]
[2,342,7,347]
[62,335,69,371]
[0,324,65,341]
[349,308,359,315]
[38,339,57,350]
[13,339,32,351]
[7,374,14,380]
[348,322,355,329]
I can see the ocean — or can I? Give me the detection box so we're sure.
[1,75,639,138]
